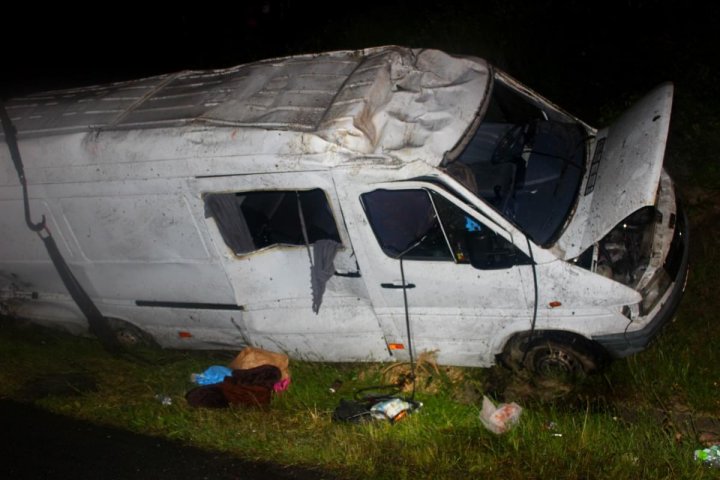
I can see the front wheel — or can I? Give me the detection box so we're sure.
[524,340,592,379]
[501,332,608,380]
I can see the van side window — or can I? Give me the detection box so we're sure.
[361,189,452,260]
[361,189,530,269]
[204,189,341,254]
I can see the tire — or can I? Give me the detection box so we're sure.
[524,335,605,380]
[105,318,158,349]
[500,331,608,379]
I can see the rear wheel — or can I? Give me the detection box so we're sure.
[106,318,157,349]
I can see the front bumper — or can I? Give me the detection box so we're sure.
[593,202,689,358]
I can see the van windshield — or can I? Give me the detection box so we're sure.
[448,78,587,246]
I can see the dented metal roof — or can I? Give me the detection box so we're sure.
[3,46,489,161]
[4,53,358,134]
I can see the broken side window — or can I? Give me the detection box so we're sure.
[361,188,530,269]
[204,189,341,254]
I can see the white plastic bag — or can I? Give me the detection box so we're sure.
[479,395,522,434]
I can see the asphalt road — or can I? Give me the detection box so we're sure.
[0,399,340,480]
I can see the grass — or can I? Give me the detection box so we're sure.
[1,309,719,479]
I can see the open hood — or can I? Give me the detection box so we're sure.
[555,83,674,259]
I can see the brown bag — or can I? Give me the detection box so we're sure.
[229,346,290,380]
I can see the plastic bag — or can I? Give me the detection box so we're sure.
[695,445,720,468]
[370,398,416,422]
[191,365,232,385]
[479,395,522,434]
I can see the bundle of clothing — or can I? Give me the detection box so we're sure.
[186,347,291,409]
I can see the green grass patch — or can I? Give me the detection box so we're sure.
[1,315,719,479]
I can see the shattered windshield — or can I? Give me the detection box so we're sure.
[448,77,587,246]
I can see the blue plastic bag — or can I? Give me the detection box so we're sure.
[192,365,232,385]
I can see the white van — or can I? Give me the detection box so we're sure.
[0,46,688,375]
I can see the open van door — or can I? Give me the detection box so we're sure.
[190,172,390,362]
[338,180,536,367]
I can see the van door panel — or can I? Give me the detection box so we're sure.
[189,172,390,362]
[338,180,533,367]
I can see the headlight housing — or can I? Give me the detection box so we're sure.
[639,268,671,315]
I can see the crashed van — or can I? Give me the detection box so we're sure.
[0,46,688,375]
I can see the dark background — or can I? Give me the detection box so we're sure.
[2,1,718,121]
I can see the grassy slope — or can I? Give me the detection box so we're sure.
[1,310,718,479]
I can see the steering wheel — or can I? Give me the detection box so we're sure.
[491,123,528,164]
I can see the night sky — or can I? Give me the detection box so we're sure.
[2,1,719,124]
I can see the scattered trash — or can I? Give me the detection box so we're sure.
[186,347,291,408]
[274,377,291,393]
[332,399,374,423]
[155,394,172,406]
[230,347,290,380]
[191,365,232,385]
[479,395,522,434]
[370,397,418,423]
[185,384,228,409]
[699,432,720,447]
[186,365,282,409]
[230,346,291,392]
[220,365,281,407]
[695,445,720,468]
[329,379,343,394]
[332,396,421,424]
[544,421,562,437]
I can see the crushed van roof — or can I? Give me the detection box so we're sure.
[3,46,489,162]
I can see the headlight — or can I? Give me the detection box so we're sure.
[639,268,671,315]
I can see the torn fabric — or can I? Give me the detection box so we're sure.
[311,239,340,313]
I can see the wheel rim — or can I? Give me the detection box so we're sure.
[534,346,582,377]
[115,329,141,347]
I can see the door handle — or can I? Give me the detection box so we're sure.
[381,282,415,289]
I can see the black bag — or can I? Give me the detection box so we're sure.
[220,365,281,407]
[185,384,229,409]
[331,399,374,423]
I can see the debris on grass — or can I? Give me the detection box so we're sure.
[695,445,720,468]
[379,350,465,394]
[191,365,232,385]
[479,395,522,434]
